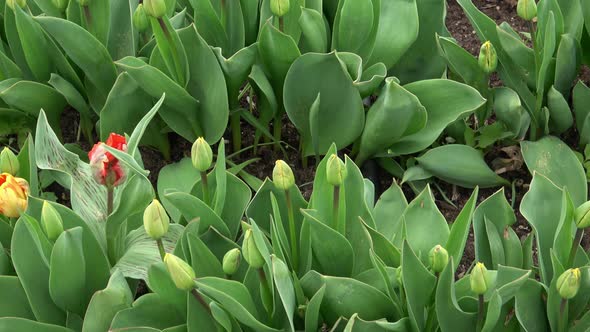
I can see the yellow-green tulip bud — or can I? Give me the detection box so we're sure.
[52,0,68,11]
[164,253,196,291]
[574,201,590,229]
[41,201,64,241]
[7,0,26,9]
[0,148,19,176]
[470,262,491,295]
[143,0,166,18]
[242,229,265,268]
[270,0,289,17]
[143,199,169,240]
[191,137,213,172]
[326,154,347,186]
[556,268,581,299]
[517,0,537,21]
[133,4,149,32]
[429,244,449,274]
[222,248,241,276]
[478,41,498,74]
[272,160,295,191]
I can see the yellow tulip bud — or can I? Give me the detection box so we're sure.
[143,0,167,18]
[0,173,29,218]
[470,262,492,295]
[164,253,196,291]
[270,0,290,17]
[143,199,170,240]
[429,245,449,273]
[556,268,581,299]
[0,148,19,176]
[272,160,295,191]
[326,154,347,186]
[478,41,498,74]
[191,137,213,172]
[41,201,64,241]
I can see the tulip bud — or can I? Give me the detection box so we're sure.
[0,148,19,176]
[517,0,537,21]
[429,245,449,273]
[133,4,149,32]
[242,229,265,268]
[41,201,64,241]
[6,0,26,9]
[52,0,68,11]
[270,0,289,17]
[0,173,29,218]
[326,154,347,186]
[574,201,590,229]
[556,268,581,299]
[222,248,241,276]
[191,137,213,172]
[143,0,167,18]
[164,253,196,291]
[478,41,498,74]
[470,262,491,295]
[143,199,169,240]
[272,160,295,191]
[76,0,88,6]
[396,266,403,287]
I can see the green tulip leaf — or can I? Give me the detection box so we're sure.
[82,271,134,332]
[0,276,34,319]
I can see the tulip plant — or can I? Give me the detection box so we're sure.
[3,104,590,331]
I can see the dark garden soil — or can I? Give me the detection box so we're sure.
[46,0,589,278]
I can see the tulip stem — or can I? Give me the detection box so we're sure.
[200,171,210,205]
[231,112,242,152]
[273,113,281,152]
[285,190,299,271]
[558,298,568,332]
[156,239,166,261]
[567,228,584,268]
[191,288,212,315]
[476,294,484,332]
[332,185,342,235]
[107,187,114,216]
[82,5,93,34]
[279,17,284,32]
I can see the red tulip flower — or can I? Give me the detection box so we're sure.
[88,133,127,188]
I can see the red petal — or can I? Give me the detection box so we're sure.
[106,133,127,151]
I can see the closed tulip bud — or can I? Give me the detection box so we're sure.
[133,4,149,32]
[76,0,88,6]
[242,229,265,268]
[7,0,26,9]
[0,148,19,176]
[470,262,491,295]
[429,245,449,273]
[143,199,169,240]
[0,173,29,218]
[556,268,581,299]
[164,253,196,291]
[574,201,590,229]
[517,0,537,21]
[222,248,241,276]
[396,267,403,286]
[52,0,68,11]
[191,137,213,172]
[270,0,289,17]
[272,160,295,191]
[326,154,347,186]
[41,201,64,241]
[478,41,498,74]
[143,0,166,18]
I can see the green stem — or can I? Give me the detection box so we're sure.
[285,190,299,271]
[558,298,568,332]
[333,185,342,234]
[278,16,284,32]
[476,294,485,332]
[82,5,93,34]
[528,20,541,141]
[200,171,210,206]
[191,288,212,315]
[157,17,184,85]
[567,228,584,268]
[156,239,166,261]
[231,111,242,152]
[107,186,114,216]
[273,113,282,152]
